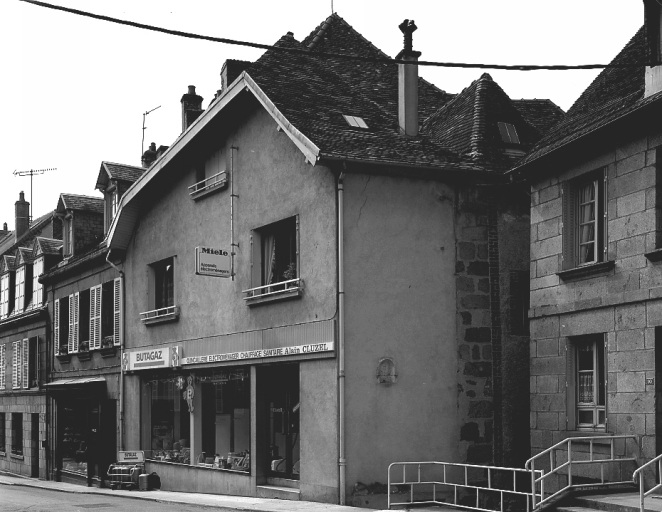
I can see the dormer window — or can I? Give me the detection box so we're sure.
[14,264,33,313]
[32,257,43,307]
[63,214,73,257]
[497,122,520,144]
[0,272,15,319]
[343,114,369,129]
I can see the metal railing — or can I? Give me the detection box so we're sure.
[633,452,662,512]
[242,278,303,301]
[387,461,542,511]
[139,305,180,323]
[525,435,638,510]
[188,171,228,199]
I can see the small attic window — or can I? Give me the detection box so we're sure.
[498,122,520,144]
[343,115,369,129]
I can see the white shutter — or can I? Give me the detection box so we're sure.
[0,345,5,389]
[12,341,21,389]
[33,257,43,306]
[113,278,122,346]
[0,274,7,318]
[21,339,29,389]
[15,267,24,313]
[54,299,60,353]
[68,294,76,353]
[90,285,102,350]
[73,293,79,353]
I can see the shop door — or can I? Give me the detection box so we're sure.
[31,413,39,478]
[264,364,300,480]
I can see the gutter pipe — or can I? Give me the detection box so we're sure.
[337,170,346,504]
[106,250,125,451]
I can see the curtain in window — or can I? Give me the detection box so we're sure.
[263,234,276,287]
[579,182,596,263]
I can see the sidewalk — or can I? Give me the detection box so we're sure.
[0,472,457,512]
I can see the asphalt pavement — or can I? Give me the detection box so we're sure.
[0,471,458,512]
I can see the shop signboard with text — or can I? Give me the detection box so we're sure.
[124,346,181,371]
[195,246,231,278]
[183,342,334,366]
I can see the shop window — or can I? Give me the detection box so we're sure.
[141,258,177,324]
[560,169,611,277]
[32,257,43,307]
[566,334,606,431]
[148,378,191,464]
[0,412,5,453]
[11,412,22,457]
[60,403,89,476]
[1,270,15,319]
[54,297,70,356]
[244,216,301,304]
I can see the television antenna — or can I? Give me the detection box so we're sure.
[142,105,161,156]
[13,167,56,221]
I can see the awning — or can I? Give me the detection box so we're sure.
[44,376,106,387]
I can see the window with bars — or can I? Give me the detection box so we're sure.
[562,169,607,270]
[566,334,606,431]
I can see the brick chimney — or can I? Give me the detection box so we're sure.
[15,191,29,242]
[396,20,421,137]
[0,222,8,238]
[142,142,157,168]
[645,0,662,97]
[221,60,251,92]
[181,85,203,132]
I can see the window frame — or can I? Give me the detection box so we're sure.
[12,340,21,389]
[0,344,5,390]
[141,257,178,324]
[11,412,23,457]
[0,272,10,319]
[14,265,25,313]
[32,256,43,307]
[0,412,5,454]
[566,334,607,432]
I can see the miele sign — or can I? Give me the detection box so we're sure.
[126,347,177,371]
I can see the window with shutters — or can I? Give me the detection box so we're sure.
[113,278,122,346]
[559,169,612,277]
[67,293,79,354]
[20,338,35,389]
[0,344,5,389]
[78,289,90,352]
[566,334,606,431]
[32,257,43,307]
[90,285,102,349]
[11,340,21,389]
[54,297,70,355]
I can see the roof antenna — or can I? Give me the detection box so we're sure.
[13,167,56,222]
[331,0,334,13]
[142,105,161,156]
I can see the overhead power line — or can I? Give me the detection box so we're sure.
[20,0,651,71]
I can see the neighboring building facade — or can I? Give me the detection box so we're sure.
[514,0,662,480]
[0,192,62,479]
[107,15,561,504]
[41,162,143,487]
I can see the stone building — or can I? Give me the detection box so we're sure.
[0,192,61,478]
[107,14,561,504]
[511,0,662,476]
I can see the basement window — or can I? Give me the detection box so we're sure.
[497,122,520,144]
[343,115,369,129]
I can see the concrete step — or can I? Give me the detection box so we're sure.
[554,492,662,512]
[256,484,301,501]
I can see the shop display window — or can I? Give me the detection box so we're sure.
[60,405,89,475]
[148,378,191,464]
[198,369,250,472]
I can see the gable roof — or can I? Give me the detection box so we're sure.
[58,194,104,214]
[0,210,55,259]
[513,27,652,173]
[96,161,146,191]
[0,255,16,274]
[33,237,63,258]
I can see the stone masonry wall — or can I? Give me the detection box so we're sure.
[529,131,662,465]
[0,394,47,479]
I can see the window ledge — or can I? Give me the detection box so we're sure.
[557,260,615,281]
[645,248,662,262]
[188,171,228,200]
[56,353,71,363]
[10,453,24,460]
[243,280,303,307]
[100,346,118,358]
[0,451,5,457]
[140,305,180,325]
[77,350,91,361]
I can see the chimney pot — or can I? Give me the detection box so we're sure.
[15,191,30,242]
[188,85,196,94]
[181,85,204,133]
[141,142,158,168]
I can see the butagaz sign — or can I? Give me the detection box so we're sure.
[127,347,171,371]
[183,342,334,366]
[195,246,231,278]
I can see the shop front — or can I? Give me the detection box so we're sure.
[46,377,117,486]
[123,319,338,500]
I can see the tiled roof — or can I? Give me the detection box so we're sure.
[0,210,55,258]
[59,194,104,214]
[33,237,63,257]
[512,99,565,135]
[1,255,16,273]
[515,27,650,171]
[16,247,34,266]
[422,73,550,171]
[245,14,560,174]
[96,161,145,190]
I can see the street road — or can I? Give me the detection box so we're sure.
[0,484,235,512]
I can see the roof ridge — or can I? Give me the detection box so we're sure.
[102,160,144,170]
[469,75,490,159]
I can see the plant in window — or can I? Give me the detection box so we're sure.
[79,340,89,352]
[102,336,114,349]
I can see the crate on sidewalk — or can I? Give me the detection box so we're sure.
[107,451,145,490]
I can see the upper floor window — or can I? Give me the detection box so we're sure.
[497,122,520,144]
[33,257,44,307]
[244,216,302,304]
[14,264,33,313]
[0,344,5,390]
[561,169,607,271]
[141,258,178,324]
[0,272,14,319]
[63,215,74,257]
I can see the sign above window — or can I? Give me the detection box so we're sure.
[124,346,181,371]
[195,246,231,278]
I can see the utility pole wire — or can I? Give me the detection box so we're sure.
[20,0,651,71]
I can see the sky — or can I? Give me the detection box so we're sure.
[0,0,644,233]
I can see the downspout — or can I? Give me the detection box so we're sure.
[106,250,125,451]
[337,170,346,505]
